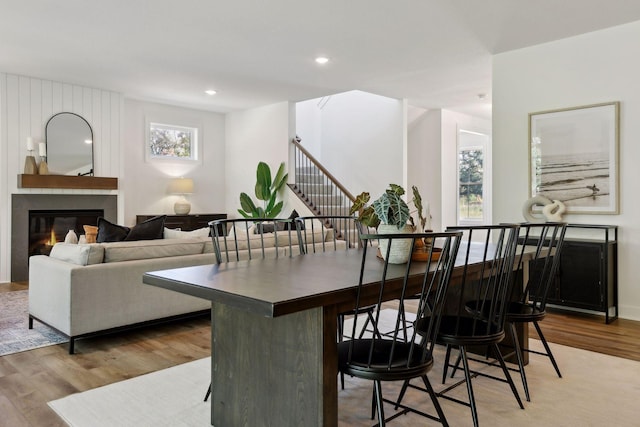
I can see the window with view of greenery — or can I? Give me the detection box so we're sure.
[459,148,484,221]
[148,123,197,160]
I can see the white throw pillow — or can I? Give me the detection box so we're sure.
[164,227,210,239]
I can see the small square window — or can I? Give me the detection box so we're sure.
[146,122,200,162]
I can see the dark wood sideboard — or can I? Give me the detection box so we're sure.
[526,224,618,324]
[136,213,227,231]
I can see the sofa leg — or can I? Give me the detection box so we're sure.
[68,338,75,354]
[28,316,34,329]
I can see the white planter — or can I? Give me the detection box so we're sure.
[376,224,414,264]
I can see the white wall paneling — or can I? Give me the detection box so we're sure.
[0,73,122,282]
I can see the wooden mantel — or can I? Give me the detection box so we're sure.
[17,174,118,190]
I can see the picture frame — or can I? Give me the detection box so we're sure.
[144,116,202,164]
[529,102,620,214]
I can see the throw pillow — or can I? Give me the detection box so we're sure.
[96,218,130,243]
[83,225,98,243]
[253,210,301,234]
[164,226,210,239]
[125,215,166,241]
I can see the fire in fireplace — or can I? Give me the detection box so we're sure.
[28,209,103,257]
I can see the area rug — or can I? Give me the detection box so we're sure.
[49,315,640,426]
[0,290,68,356]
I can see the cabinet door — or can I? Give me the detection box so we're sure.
[558,241,603,310]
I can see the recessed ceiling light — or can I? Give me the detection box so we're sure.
[315,56,329,65]
[205,89,217,95]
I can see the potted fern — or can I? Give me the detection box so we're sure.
[350,184,428,263]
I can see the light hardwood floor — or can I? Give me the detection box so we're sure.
[1,282,638,426]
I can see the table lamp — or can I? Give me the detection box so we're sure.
[168,177,194,214]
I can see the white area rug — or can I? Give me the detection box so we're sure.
[0,290,68,356]
[49,310,640,427]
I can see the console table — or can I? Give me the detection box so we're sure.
[136,213,226,231]
[549,224,618,323]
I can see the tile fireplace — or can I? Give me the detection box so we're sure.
[11,194,117,281]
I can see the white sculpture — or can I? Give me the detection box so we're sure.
[522,196,566,222]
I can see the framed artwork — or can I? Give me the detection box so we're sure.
[529,102,620,214]
[145,119,201,164]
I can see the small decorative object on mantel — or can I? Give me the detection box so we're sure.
[24,137,38,175]
[38,142,49,175]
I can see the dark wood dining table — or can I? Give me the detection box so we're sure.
[142,246,531,427]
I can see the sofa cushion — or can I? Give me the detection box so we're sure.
[49,242,105,265]
[102,238,205,263]
[164,226,210,239]
[125,215,166,241]
[96,217,130,242]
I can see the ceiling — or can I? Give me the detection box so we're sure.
[2,1,640,119]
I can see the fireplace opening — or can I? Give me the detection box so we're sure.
[28,209,103,257]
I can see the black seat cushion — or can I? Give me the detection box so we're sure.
[338,339,432,381]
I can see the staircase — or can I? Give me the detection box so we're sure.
[289,138,355,218]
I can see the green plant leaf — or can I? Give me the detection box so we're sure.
[269,201,284,218]
[389,183,405,196]
[358,206,380,228]
[239,192,258,215]
[412,185,426,230]
[372,195,391,225]
[349,192,371,215]
[271,162,288,192]
[255,162,272,201]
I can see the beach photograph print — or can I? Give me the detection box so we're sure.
[529,102,619,214]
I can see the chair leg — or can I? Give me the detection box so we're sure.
[204,383,211,402]
[492,343,524,410]
[442,344,452,384]
[395,379,410,410]
[450,351,462,379]
[508,321,530,401]
[459,346,480,427]
[373,380,386,426]
[420,375,449,427]
[533,320,562,378]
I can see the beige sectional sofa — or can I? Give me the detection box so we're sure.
[28,226,341,353]
[28,237,215,353]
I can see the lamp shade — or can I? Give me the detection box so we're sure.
[168,177,194,195]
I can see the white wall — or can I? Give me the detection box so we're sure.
[225,102,294,218]
[123,99,226,225]
[0,73,121,282]
[297,90,405,198]
[408,109,442,231]
[408,109,491,232]
[295,98,322,159]
[493,21,640,320]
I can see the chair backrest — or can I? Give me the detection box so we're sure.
[208,218,300,263]
[515,222,567,310]
[444,224,521,337]
[294,215,363,254]
[344,231,462,372]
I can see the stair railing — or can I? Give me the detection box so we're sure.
[290,138,356,218]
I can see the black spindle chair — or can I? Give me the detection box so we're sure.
[397,224,523,427]
[339,231,462,426]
